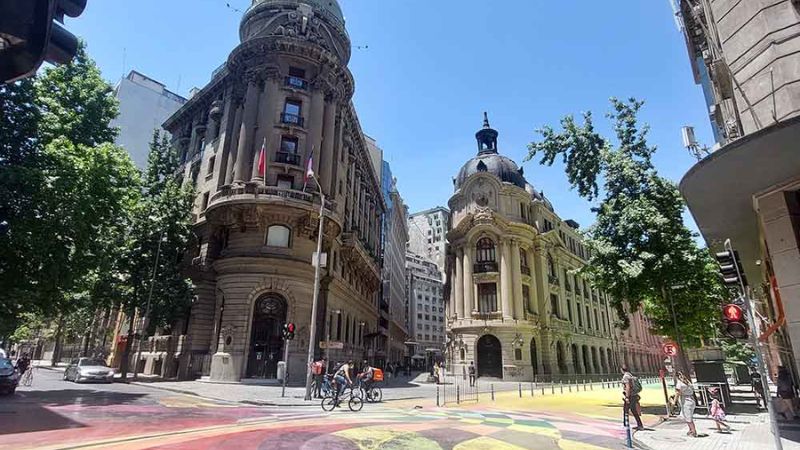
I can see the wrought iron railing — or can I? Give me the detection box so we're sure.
[275,151,301,165]
[281,113,304,127]
[285,76,308,90]
[473,261,498,273]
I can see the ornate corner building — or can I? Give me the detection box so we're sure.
[163,0,386,382]
[446,115,663,381]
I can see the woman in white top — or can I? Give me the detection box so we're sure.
[675,371,697,437]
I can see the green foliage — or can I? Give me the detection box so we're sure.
[721,339,755,363]
[526,98,723,345]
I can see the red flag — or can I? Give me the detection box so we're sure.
[257,138,266,179]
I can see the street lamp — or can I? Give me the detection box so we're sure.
[304,173,326,401]
[133,228,165,380]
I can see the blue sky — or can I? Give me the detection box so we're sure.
[70,0,712,230]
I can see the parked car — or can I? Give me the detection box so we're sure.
[64,358,114,383]
[0,358,19,395]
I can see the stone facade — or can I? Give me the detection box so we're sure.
[163,0,386,383]
[406,252,446,362]
[446,116,662,381]
[407,206,449,276]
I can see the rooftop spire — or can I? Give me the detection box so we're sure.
[476,111,498,154]
[483,111,490,129]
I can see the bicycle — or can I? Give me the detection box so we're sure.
[357,378,382,403]
[311,374,334,398]
[321,382,363,412]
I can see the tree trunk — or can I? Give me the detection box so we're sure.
[661,285,692,376]
[51,316,64,367]
[118,309,136,379]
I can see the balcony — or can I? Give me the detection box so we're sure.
[473,261,498,273]
[520,265,531,276]
[209,185,336,215]
[285,76,308,90]
[280,113,304,127]
[275,151,301,166]
[548,274,559,285]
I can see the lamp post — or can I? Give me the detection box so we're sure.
[133,229,164,380]
[304,175,325,401]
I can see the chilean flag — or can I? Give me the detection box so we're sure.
[303,153,314,190]
[257,138,266,180]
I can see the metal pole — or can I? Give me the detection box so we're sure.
[282,336,290,397]
[725,239,783,450]
[304,182,325,401]
[133,230,164,381]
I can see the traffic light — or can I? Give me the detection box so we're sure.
[722,303,748,340]
[282,322,295,340]
[715,249,748,289]
[0,0,87,83]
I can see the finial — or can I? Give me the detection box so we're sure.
[483,111,490,128]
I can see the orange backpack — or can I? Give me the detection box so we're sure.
[373,368,384,382]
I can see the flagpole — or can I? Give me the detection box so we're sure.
[304,174,324,401]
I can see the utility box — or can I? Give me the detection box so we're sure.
[277,361,286,381]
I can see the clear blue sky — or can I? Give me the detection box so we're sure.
[70,0,712,230]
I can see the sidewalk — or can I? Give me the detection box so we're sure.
[634,385,800,450]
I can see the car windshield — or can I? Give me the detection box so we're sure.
[79,359,107,367]
[0,359,12,370]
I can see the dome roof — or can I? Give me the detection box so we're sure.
[248,0,344,24]
[456,153,527,189]
[454,113,527,190]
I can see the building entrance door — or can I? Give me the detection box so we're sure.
[476,334,502,378]
[530,338,538,377]
[246,294,287,379]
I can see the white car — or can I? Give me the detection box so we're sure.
[63,358,114,383]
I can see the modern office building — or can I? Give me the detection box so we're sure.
[446,115,661,380]
[111,70,187,168]
[676,0,800,376]
[407,206,449,276]
[406,252,446,365]
[160,0,388,382]
[380,166,409,365]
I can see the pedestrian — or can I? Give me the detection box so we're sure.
[468,361,476,387]
[621,364,644,431]
[393,363,399,378]
[310,356,327,399]
[751,367,766,409]
[777,366,799,420]
[433,362,440,384]
[708,387,731,433]
[675,371,698,437]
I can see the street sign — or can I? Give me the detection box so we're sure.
[319,341,343,349]
[662,342,678,357]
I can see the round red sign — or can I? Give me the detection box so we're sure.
[662,343,678,356]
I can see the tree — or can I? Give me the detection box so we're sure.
[526,98,723,369]
[118,131,194,378]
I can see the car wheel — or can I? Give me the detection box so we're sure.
[63,372,69,381]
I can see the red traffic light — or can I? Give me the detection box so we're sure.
[287,323,295,333]
[723,304,743,321]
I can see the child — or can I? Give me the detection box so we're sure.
[708,387,731,433]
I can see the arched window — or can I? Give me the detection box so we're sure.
[476,238,495,262]
[266,225,291,247]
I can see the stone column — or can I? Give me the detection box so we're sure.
[320,101,337,194]
[500,240,513,319]
[533,245,549,321]
[511,241,524,320]
[347,158,356,229]
[225,102,243,185]
[526,247,537,315]
[463,245,474,316]
[455,249,464,319]
[251,78,279,182]
[449,259,457,319]
[306,89,325,176]
[234,81,260,184]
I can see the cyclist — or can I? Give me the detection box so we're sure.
[333,359,354,403]
[16,353,31,376]
[359,360,375,393]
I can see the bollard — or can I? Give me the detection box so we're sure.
[551,384,555,394]
[491,383,495,401]
[623,397,633,448]
[590,382,593,391]
[436,385,440,407]
[569,384,572,392]
[519,383,522,398]
[457,385,461,404]
[530,382,534,397]
[560,381,563,394]
[542,386,545,395]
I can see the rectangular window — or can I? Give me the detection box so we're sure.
[522,284,530,313]
[207,155,216,175]
[478,283,498,313]
[515,348,523,360]
[417,313,422,319]
[424,314,429,320]
[280,136,299,154]
[286,67,307,89]
[201,192,210,210]
[586,306,592,329]
[550,294,559,317]
[282,100,303,125]
[277,175,293,190]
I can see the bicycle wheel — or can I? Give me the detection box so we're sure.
[369,387,382,403]
[321,395,337,412]
[348,395,363,412]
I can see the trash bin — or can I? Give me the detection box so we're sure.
[277,361,286,381]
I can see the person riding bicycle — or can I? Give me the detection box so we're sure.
[358,360,375,392]
[333,360,354,402]
[15,353,31,376]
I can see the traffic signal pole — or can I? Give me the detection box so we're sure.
[724,239,782,450]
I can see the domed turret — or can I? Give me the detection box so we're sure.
[455,113,527,190]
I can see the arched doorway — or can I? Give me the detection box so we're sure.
[476,335,502,378]
[530,338,538,377]
[556,342,567,374]
[571,344,581,374]
[246,294,287,379]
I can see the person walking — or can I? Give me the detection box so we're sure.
[675,371,698,437]
[777,366,799,420]
[708,387,731,433]
[468,361,476,387]
[751,367,766,410]
[621,365,644,431]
